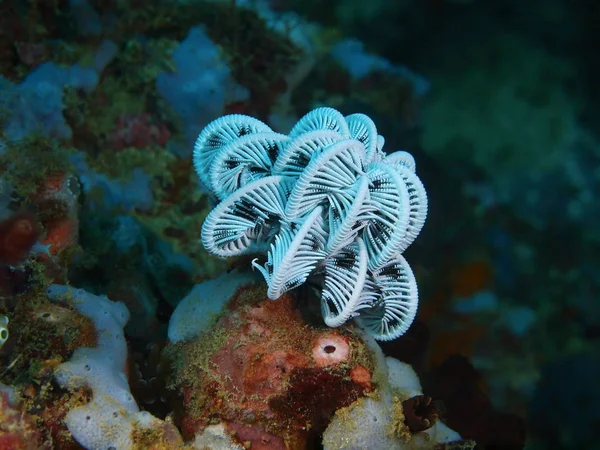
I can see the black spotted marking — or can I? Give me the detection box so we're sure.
[284,278,304,291]
[237,125,251,137]
[207,133,223,148]
[334,251,356,270]
[308,236,320,251]
[370,221,387,238]
[324,296,339,314]
[231,199,256,222]
[331,205,341,222]
[263,212,280,228]
[214,229,239,243]
[248,166,269,175]
[378,264,401,278]
[371,178,383,190]
[291,152,310,168]
[266,142,279,162]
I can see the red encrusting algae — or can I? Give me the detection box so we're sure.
[0,212,40,266]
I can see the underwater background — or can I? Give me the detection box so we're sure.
[0,0,598,449]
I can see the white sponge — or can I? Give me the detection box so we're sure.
[168,270,259,343]
[322,396,399,450]
[46,285,129,364]
[48,285,168,450]
[386,357,423,398]
[64,393,137,450]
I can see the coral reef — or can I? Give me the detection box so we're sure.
[1,0,593,448]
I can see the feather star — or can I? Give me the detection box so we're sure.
[195,107,428,341]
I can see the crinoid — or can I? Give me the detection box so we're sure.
[252,206,328,299]
[209,132,290,200]
[193,114,273,193]
[320,237,371,327]
[201,176,290,257]
[288,106,350,139]
[196,107,428,340]
[357,254,420,341]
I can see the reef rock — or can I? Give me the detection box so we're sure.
[165,276,375,449]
